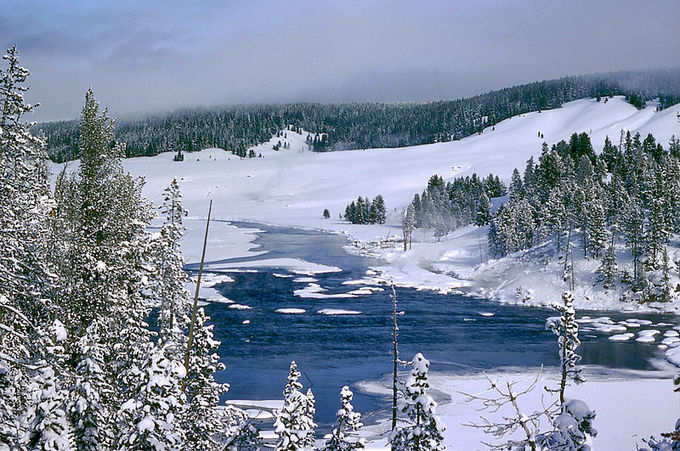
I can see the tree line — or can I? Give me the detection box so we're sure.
[405,173,506,240]
[344,195,386,224]
[488,131,680,303]
[36,69,680,162]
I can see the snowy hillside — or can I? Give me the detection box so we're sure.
[48,95,680,451]
[52,96,680,306]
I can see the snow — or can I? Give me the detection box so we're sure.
[50,97,680,312]
[478,312,495,317]
[636,330,661,343]
[137,415,155,433]
[228,303,252,310]
[206,257,341,275]
[666,346,680,366]
[293,283,357,299]
[275,308,306,314]
[52,319,67,342]
[292,277,318,283]
[609,333,635,341]
[358,367,679,451]
[317,308,362,315]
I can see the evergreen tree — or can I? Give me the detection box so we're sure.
[546,291,585,405]
[323,386,365,451]
[369,195,386,224]
[475,192,492,226]
[509,168,523,201]
[275,361,317,451]
[402,204,416,251]
[115,343,187,450]
[68,323,112,450]
[389,353,446,451]
[183,308,232,449]
[0,46,60,450]
[597,244,618,290]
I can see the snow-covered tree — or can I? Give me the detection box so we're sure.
[538,399,597,450]
[152,178,190,355]
[546,291,585,404]
[0,46,58,448]
[25,366,75,450]
[475,192,492,226]
[542,291,597,449]
[51,90,156,435]
[275,361,317,450]
[68,323,113,450]
[369,194,386,224]
[402,203,416,251]
[115,343,187,450]
[183,307,232,450]
[597,243,618,290]
[389,353,445,451]
[323,386,364,450]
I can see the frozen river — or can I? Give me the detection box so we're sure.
[188,222,677,429]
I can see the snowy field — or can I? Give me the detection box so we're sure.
[50,96,680,449]
[356,365,680,450]
[54,95,680,311]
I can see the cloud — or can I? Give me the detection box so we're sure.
[2,0,678,121]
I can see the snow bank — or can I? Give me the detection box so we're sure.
[358,367,679,450]
[50,98,680,313]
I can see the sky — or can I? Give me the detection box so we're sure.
[2,0,679,122]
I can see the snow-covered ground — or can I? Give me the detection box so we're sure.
[55,96,680,310]
[356,365,680,450]
[51,97,680,448]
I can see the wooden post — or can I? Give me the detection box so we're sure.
[183,199,212,391]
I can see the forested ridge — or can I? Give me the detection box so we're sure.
[37,69,680,162]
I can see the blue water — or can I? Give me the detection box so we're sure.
[188,222,677,430]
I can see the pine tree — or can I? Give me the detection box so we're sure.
[116,343,187,450]
[509,168,523,201]
[68,323,112,450]
[183,308,232,449]
[402,204,416,251]
[153,179,190,354]
[597,244,618,290]
[389,353,446,451]
[25,366,75,451]
[52,89,156,440]
[541,292,597,450]
[587,189,608,259]
[275,361,317,451]
[475,192,492,226]
[369,195,386,224]
[0,46,60,450]
[546,291,585,405]
[323,386,365,450]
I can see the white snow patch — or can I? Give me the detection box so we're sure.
[228,304,252,310]
[636,330,661,343]
[293,283,357,299]
[317,308,361,315]
[609,333,635,342]
[275,308,306,314]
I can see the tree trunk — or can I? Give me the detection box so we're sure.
[183,200,212,391]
